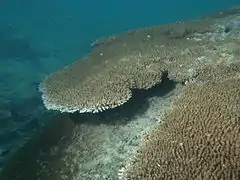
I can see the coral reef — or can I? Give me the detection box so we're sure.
[0,79,182,180]
[1,6,240,180]
[121,64,240,180]
[40,7,240,114]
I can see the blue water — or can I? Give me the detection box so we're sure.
[0,0,239,169]
[1,0,239,61]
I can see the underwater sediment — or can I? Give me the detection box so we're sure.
[0,6,240,180]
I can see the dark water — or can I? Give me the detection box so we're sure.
[0,0,239,176]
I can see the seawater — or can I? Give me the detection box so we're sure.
[0,0,239,178]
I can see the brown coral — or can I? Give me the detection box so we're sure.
[40,7,240,113]
[122,69,240,180]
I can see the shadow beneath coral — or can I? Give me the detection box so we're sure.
[0,73,178,180]
[70,72,177,125]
